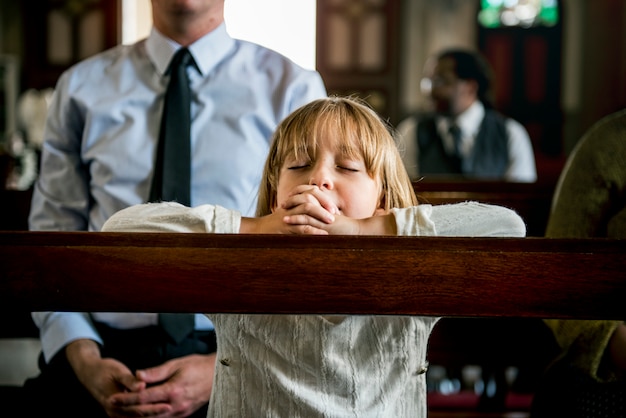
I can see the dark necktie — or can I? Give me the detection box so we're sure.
[151,48,196,343]
[149,47,195,206]
[448,123,463,171]
[449,123,463,158]
[159,312,195,344]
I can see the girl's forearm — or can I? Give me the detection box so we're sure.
[359,213,397,236]
[239,217,256,234]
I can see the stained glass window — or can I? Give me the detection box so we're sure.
[478,0,559,28]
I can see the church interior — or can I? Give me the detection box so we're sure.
[1,1,625,417]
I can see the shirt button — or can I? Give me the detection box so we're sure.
[417,361,429,375]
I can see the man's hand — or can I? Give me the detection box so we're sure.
[108,353,216,418]
[66,339,156,417]
[66,339,216,417]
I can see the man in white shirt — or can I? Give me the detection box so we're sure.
[396,48,537,182]
[24,1,326,417]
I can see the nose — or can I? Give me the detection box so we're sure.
[308,165,333,190]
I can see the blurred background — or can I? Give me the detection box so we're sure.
[2,1,625,202]
[1,1,624,415]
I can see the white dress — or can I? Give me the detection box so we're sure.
[103,201,526,417]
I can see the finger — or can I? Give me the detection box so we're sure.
[283,214,331,230]
[135,363,175,385]
[294,187,339,214]
[116,373,146,393]
[282,190,322,210]
[308,189,339,214]
[298,225,330,235]
[287,201,335,224]
[282,222,329,235]
[110,384,169,406]
[109,400,172,417]
[287,184,319,197]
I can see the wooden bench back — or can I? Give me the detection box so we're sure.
[413,180,555,237]
[1,231,622,413]
[1,232,623,319]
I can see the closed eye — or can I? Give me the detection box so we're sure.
[287,164,310,170]
[337,159,363,172]
[285,156,311,170]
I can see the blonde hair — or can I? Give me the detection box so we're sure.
[256,96,417,216]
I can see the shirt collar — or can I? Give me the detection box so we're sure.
[146,22,235,77]
[456,100,485,137]
[434,101,486,155]
[436,100,485,136]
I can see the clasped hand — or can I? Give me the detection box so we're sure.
[67,339,215,417]
[241,185,392,235]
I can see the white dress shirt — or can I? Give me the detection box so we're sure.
[29,24,327,362]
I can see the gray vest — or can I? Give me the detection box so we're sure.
[417,110,509,179]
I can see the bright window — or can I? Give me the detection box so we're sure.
[122,0,316,70]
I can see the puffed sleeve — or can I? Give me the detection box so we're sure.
[392,202,526,238]
[101,202,241,234]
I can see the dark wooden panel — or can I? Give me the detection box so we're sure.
[1,232,624,319]
[316,0,401,123]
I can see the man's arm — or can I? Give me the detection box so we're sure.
[29,70,103,363]
[32,312,102,363]
[29,71,91,232]
[504,118,537,183]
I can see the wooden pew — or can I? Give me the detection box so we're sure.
[1,231,624,417]
[413,179,555,237]
[0,176,609,416]
[1,232,623,318]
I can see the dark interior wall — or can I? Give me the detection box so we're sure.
[0,1,23,57]
[557,0,626,155]
[579,1,626,135]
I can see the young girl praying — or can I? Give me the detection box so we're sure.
[103,96,526,417]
